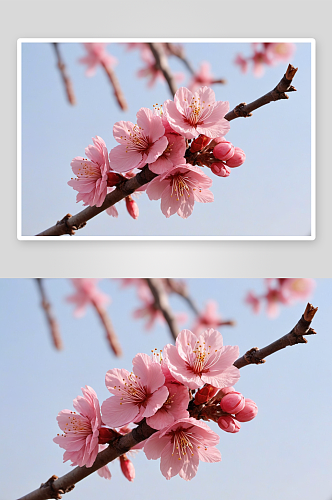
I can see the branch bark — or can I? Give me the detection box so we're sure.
[100,60,128,111]
[17,302,317,500]
[145,278,180,341]
[35,64,298,237]
[52,43,76,106]
[234,302,317,369]
[148,43,178,97]
[35,279,63,350]
[91,300,122,356]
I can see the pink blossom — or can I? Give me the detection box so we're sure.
[105,187,119,217]
[101,353,169,428]
[191,301,229,335]
[133,293,187,331]
[279,278,316,302]
[143,417,221,481]
[68,136,110,207]
[79,43,117,76]
[125,196,139,219]
[148,133,186,175]
[109,108,168,173]
[146,163,214,219]
[163,328,240,390]
[234,54,248,74]
[163,86,230,139]
[53,386,102,468]
[265,43,296,63]
[66,279,110,317]
[245,291,261,314]
[137,45,184,88]
[188,62,215,93]
[146,382,189,430]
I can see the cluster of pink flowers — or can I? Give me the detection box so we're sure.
[54,328,255,481]
[235,42,296,77]
[68,86,246,219]
[216,387,258,433]
[245,278,316,318]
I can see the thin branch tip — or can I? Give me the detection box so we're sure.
[304,303,318,322]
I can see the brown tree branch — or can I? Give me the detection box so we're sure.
[18,302,317,500]
[52,43,76,106]
[35,64,298,237]
[224,64,298,121]
[163,278,200,315]
[148,43,178,97]
[233,302,317,369]
[100,60,128,111]
[35,279,63,350]
[91,300,122,356]
[145,278,180,341]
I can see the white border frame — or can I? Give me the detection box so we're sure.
[17,38,316,241]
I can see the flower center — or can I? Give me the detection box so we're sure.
[122,126,150,154]
[115,373,148,406]
[61,411,92,437]
[169,174,192,200]
[171,429,195,459]
[74,159,101,180]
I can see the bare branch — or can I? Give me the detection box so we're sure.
[100,60,128,111]
[234,303,317,369]
[225,64,298,121]
[52,43,76,106]
[145,278,180,341]
[148,43,178,97]
[35,279,63,350]
[91,300,122,356]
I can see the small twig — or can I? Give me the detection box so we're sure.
[52,43,76,106]
[164,42,196,75]
[35,279,63,350]
[145,278,179,341]
[148,43,178,97]
[100,60,128,111]
[164,278,200,315]
[36,65,299,237]
[234,303,317,369]
[91,299,122,356]
[225,64,298,121]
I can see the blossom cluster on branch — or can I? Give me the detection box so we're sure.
[54,328,257,481]
[68,86,245,219]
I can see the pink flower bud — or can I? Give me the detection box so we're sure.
[209,136,227,148]
[125,196,139,219]
[190,134,211,152]
[217,415,241,433]
[211,163,231,177]
[194,384,218,405]
[234,399,258,422]
[220,392,245,414]
[98,427,117,445]
[213,141,235,161]
[120,454,135,482]
[107,172,125,187]
[225,147,246,168]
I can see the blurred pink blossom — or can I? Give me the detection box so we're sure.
[188,62,215,92]
[191,301,233,335]
[66,279,110,317]
[137,45,184,88]
[79,43,117,76]
[143,417,221,480]
[53,386,102,468]
[68,136,110,208]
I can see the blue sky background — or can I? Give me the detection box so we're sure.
[20,40,312,237]
[1,278,331,500]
